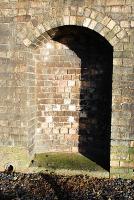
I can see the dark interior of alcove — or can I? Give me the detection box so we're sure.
[48,25,113,171]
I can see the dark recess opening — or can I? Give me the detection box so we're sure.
[48,25,113,171]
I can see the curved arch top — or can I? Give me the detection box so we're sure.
[18,7,128,48]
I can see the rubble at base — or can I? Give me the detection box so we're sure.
[0,172,134,200]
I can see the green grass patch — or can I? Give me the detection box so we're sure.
[30,153,105,171]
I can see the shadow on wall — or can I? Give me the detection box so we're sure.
[49,25,113,171]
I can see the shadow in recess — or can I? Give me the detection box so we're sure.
[50,25,113,171]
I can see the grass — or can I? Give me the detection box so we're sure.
[30,152,106,172]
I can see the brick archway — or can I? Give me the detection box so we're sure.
[17,7,133,177]
[17,7,128,48]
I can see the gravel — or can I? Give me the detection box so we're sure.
[0,172,134,199]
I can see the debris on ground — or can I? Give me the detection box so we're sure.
[0,172,134,199]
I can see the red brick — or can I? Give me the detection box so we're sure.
[67,69,76,74]
[53,117,59,122]
[63,75,72,80]
[39,99,56,104]
[76,69,81,74]
[38,117,45,122]
[63,62,73,68]
[56,99,64,104]
[70,134,79,141]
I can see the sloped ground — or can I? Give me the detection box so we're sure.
[0,172,134,200]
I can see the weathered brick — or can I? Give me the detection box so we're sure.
[131,21,134,27]
[14,15,31,22]
[64,7,70,16]
[76,16,84,26]
[130,141,134,147]
[63,16,69,25]
[60,128,68,134]
[70,16,76,25]
[88,20,97,29]
[120,161,130,168]
[110,160,120,167]
[76,7,83,16]
[101,16,111,26]
[122,6,132,13]
[120,20,130,28]
[71,147,78,152]
[110,36,119,45]
[0,44,9,51]
[113,58,122,66]
[123,43,133,50]
[90,10,98,19]
[23,38,32,46]
[83,8,91,17]
[117,30,127,39]
[83,18,91,27]
[0,24,10,36]
[69,105,76,111]
[106,30,115,40]
[123,58,133,67]
[106,0,125,5]
[107,19,116,29]
[70,6,77,16]
[100,27,110,37]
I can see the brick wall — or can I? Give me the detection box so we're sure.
[0,23,28,147]
[0,0,133,177]
[34,41,80,153]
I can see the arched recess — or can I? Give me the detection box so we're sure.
[34,25,113,170]
[17,7,130,173]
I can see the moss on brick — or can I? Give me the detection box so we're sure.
[111,146,128,153]
[128,147,134,154]
[110,167,129,174]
